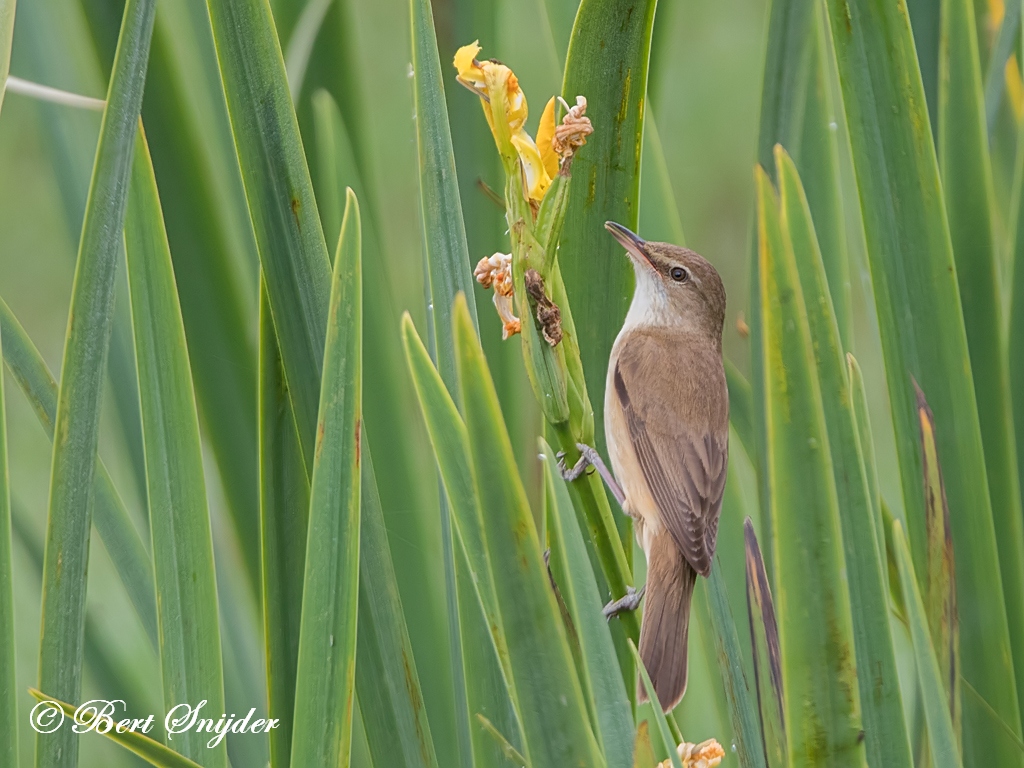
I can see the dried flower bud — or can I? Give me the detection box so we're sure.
[658,739,725,768]
[524,268,562,346]
[493,292,521,339]
[554,96,594,169]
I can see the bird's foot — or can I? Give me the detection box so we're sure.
[557,443,627,508]
[603,585,646,619]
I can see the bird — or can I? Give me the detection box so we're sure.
[565,222,729,712]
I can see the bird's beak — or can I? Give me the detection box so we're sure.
[604,221,654,271]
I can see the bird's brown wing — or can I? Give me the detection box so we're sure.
[613,332,728,576]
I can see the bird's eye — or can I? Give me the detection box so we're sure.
[670,266,688,282]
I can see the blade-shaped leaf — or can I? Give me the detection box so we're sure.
[542,445,634,768]
[354,442,441,768]
[289,190,362,768]
[559,0,657,453]
[0,280,14,768]
[0,299,157,645]
[258,281,310,768]
[891,524,964,768]
[410,4,478,761]
[824,0,1024,760]
[142,10,263,592]
[630,641,683,768]
[939,0,1024,721]
[776,148,913,768]
[454,294,604,767]
[205,0,332,472]
[756,167,866,767]
[847,354,885,564]
[750,0,847,583]
[124,128,227,766]
[36,0,156,764]
[27,691,203,768]
[744,519,785,768]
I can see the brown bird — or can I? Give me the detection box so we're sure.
[564,222,728,712]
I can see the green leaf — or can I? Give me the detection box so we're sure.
[743,520,785,768]
[402,314,522,768]
[290,190,362,767]
[751,0,848,583]
[36,0,156,763]
[205,0,332,472]
[824,0,1024,761]
[258,280,310,768]
[559,0,657,453]
[0,0,12,116]
[542,444,634,768]
[27,691,204,768]
[755,168,866,767]
[905,0,940,135]
[453,294,604,767]
[355,443,441,768]
[630,640,683,768]
[411,0,479,384]
[124,128,227,766]
[846,354,884,564]
[914,385,961,743]
[939,0,1024,722]
[143,8,263,592]
[0,279,14,768]
[890,523,964,768]
[0,299,157,645]
[776,148,913,768]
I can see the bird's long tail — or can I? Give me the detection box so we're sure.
[637,530,697,713]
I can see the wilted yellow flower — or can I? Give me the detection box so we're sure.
[454,41,552,202]
[474,253,520,338]
[657,739,725,768]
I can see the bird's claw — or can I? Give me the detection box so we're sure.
[557,450,592,482]
[603,585,646,620]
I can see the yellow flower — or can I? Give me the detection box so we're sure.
[536,97,558,180]
[454,41,552,203]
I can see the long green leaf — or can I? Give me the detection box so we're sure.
[411,2,481,762]
[355,443,441,768]
[290,190,362,768]
[542,445,634,768]
[630,641,683,768]
[402,314,523,767]
[205,0,332,472]
[743,520,785,768]
[751,0,847,583]
[258,280,310,768]
[559,0,657,453]
[454,294,604,767]
[124,128,227,767]
[0,275,14,768]
[847,354,885,564]
[891,524,964,768]
[0,299,157,645]
[27,691,203,768]
[776,148,913,768]
[0,0,12,116]
[824,0,1024,761]
[142,8,262,592]
[756,168,866,767]
[36,0,156,763]
[939,0,1024,720]
[411,0,479,380]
